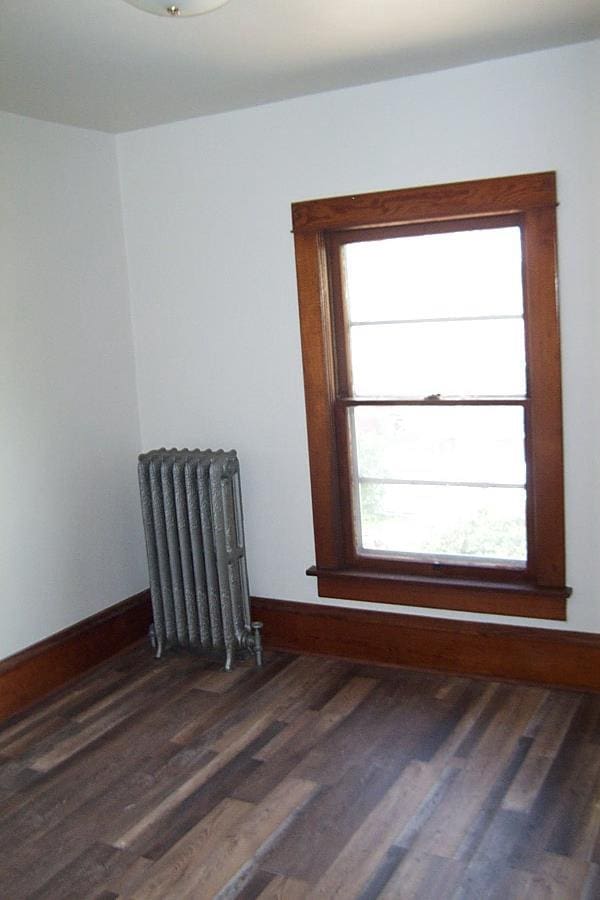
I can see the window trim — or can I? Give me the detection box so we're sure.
[292,172,570,620]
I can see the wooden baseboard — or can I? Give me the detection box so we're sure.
[4,590,598,724]
[0,590,152,723]
[251,596,600,692]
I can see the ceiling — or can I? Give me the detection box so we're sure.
[1,0,599,134]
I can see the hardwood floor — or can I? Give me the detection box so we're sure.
[1,644,600,899]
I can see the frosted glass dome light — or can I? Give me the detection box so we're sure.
[122,0,230,16]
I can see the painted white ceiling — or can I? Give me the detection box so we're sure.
[1,0,599,133]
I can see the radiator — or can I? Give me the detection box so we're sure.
[137,448,262,670]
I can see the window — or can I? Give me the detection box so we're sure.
[292,173,570,619]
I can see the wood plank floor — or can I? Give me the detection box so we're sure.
[1,645,600,899]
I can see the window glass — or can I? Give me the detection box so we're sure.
[352,406,526,485]
[358,482,527,562]
[345,225,528,564]
[349,319,526,398]
[343,227,524,323]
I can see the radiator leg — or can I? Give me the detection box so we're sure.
[149,624,164,659]
[251,621,263,668]
[224,641,235,672]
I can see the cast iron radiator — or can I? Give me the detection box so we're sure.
[137,448,262,670]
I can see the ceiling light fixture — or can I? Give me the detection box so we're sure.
[122,0,230,16]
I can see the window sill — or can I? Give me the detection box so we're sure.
[307,566,570,620]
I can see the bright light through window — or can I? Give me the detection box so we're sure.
[342,226,527,564]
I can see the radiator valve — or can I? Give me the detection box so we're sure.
[250,621,264,667]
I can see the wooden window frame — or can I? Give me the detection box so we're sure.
[292,172,571,620]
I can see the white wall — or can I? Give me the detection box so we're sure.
[1,111,147,661]
[118,41,600,632]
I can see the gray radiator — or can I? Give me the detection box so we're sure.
[137,448,262,670]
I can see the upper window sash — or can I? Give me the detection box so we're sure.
[327,217,527,403]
